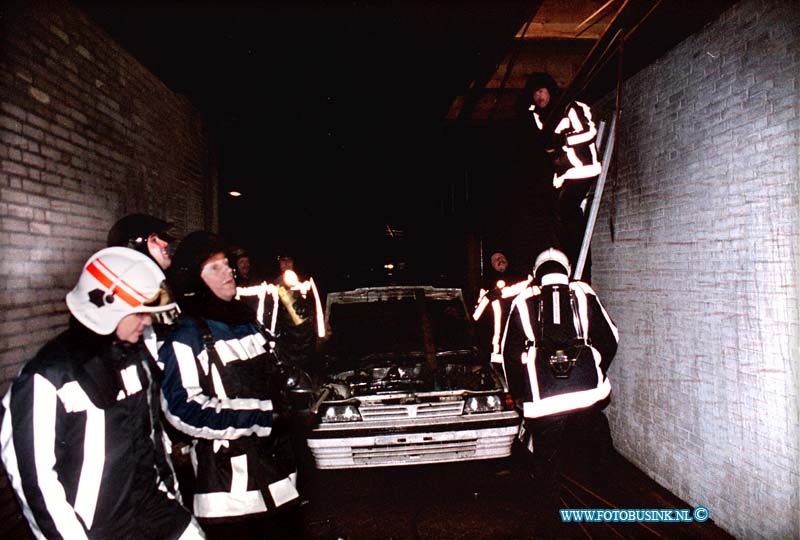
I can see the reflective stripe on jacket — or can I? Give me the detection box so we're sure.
[501,279,618,419]
[1,329,195,540]
[532,100,602,188]
[159,317,298,521]
[473,278,532,363]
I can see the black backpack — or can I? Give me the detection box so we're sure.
[527,284,599,398]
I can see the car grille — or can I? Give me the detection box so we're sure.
[353,438,478,465]
[307,418,520,469]
[359,400,465,421]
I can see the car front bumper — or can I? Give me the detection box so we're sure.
[306,410,520,469]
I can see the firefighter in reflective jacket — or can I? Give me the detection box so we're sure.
[472,250,530,376]
[472,276,530,386]
[1,247,204,540]
[501,248,618,538]
[235,263,325,373]
[527,72,602,282]
[234,256,325,501]
[160,232,300,538]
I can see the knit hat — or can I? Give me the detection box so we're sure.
[525,72,559,96]
[169,231,255,324]
[170,231,229,301]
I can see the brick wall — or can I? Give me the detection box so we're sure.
[0,0,217,394]
[590,0,799,538]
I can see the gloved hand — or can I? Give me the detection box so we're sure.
[293,296,309,319]
[545,131,567,153]
[552,154,571,175]
[486,287,503,302]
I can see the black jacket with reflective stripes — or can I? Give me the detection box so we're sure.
[501,279,618,419]
[159,317,298,522]
[531,100,602,188]
[0,324,192,540]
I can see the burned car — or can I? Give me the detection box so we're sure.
[303,286,520,469]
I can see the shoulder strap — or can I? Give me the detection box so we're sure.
[191,316,214,348]
[532,284,589,348]
[569,289,588,344]
[185,316,225,395]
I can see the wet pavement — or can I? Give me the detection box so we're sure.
[297,444,736,540]
[299,449,530,540]
[1,442,736,540]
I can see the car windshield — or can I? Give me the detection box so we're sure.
[326,292,473,361]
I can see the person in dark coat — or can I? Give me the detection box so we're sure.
[107,213,182,357]
[501,248,618,539]
[159,231,301,540]
[473,248,531,381]
[526,73,603,282]
[107,213,177,271]
[1,247,204,540]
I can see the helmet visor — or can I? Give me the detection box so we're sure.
[140,281,180,325]
[142,280,175,309]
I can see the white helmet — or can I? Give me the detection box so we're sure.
[533,248,571,283]
[66,247,178,335]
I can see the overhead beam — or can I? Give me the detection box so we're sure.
[454,0,546,123]
[575,0,621,36]
[518,22,604,40]
[542,0,639,133]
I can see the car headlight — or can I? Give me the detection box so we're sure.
[319,404,362,423]
[463,394,503,414]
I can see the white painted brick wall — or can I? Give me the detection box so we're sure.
[590,1,799,538]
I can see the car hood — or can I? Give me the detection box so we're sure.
[318,286,503,401]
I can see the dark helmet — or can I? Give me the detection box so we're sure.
[229,245,249,263]
[107,213,175,252]
[274,247,293,261]
[276,250,294,270]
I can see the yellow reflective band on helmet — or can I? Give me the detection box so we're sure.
[142,281,175,308]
